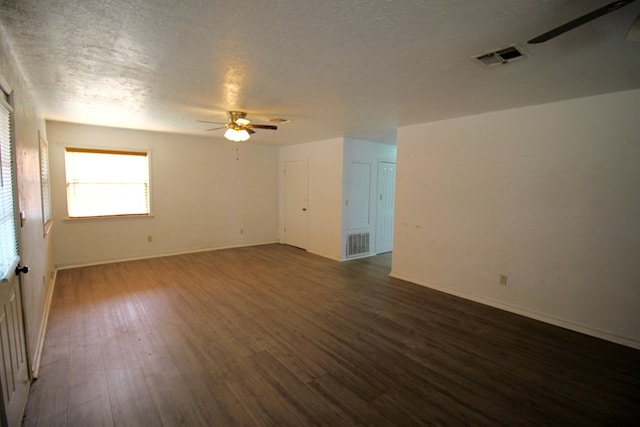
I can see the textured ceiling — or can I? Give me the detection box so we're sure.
[1,0,639,145]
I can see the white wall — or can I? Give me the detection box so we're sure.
[342,138,396,259]
[393,89,640,348]
[0,28,55,374]
[48,121,279,267]
[279,138,344,260]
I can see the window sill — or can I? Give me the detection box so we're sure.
[63,214,154,222]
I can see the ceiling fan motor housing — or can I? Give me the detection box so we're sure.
[229,111,247,123]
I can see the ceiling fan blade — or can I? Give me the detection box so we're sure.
[206,126,226,131]
[528,0,636,44]
[198,120,226,124]
[249,124,278,130]
[627,13,640,40]
[246,128,256,135]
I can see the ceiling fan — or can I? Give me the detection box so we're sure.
[198,111,278,142]
[527,0,640,44]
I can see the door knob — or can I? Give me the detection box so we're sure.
[15,265,29,275]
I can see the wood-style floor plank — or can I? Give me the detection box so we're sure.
[23,244,640,426]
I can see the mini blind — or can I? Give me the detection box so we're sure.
[0,93,18,281]
[65,148,150,218]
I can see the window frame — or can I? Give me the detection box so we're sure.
[64,146,153,220]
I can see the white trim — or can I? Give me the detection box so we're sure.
[30,269,57,378]
[63,214,155,222]
[390,271,640,351]
[0,72,12,95]
[0,73,12,114]
[306,249,342,262]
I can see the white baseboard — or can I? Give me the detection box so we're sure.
[390,271,640,351]
[306,249,342,262]
[56,241,280,270]
[31,269,57,378]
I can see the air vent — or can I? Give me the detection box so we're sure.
[268,117,290,124]
[347,232,370,258]
[475,46,526,66]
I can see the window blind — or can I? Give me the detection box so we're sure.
[39,135,52,232]
[65,148,150,218]
[0,94,19,282]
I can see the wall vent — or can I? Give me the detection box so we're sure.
[347,232,370,258]
[474,45,526,66]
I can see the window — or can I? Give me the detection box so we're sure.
[0,82,18,281]
[65,148,151,218]
[39,133,52,234]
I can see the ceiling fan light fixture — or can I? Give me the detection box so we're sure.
[224,127,250,142]
[200,111,277,139]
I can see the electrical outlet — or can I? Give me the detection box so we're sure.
[499,274,508,286]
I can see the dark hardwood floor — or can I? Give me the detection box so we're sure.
[23,244,640,426]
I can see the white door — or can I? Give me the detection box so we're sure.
[0,265,29,427]
[376,161,396,253]
[0,88,30,427]
[284,160,308,249]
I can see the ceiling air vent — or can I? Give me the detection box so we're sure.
[474,46,526,66]
[268,117,291,124]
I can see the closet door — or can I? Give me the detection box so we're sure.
[284,160,309,249]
